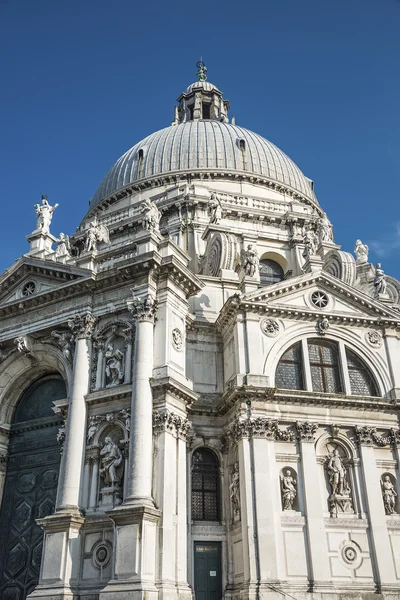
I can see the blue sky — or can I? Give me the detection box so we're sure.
[1,0,399,278]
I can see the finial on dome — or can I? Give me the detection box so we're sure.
[196,59,207,82]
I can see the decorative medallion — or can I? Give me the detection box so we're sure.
[260,318,280,337]
[21,281,36,297]
[311,290,329,309]
[92,541,112,569]
[316,316,330,335]
[339,540,361,569]
[365,330,382,348]
[172,327,183,351]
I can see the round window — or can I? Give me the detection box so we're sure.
[310,290,329,309]
[22,281,36,297]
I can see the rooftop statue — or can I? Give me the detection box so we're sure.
[208,193,222,224]
[56,232,71,257]
[84,216,110,252]
[34,195,58,234]
[317,212,333,243]
[354,239,369,264]
[374,263,387,297]
[242,244,259,278]
[140,198,161,232]
[196,60,207,82]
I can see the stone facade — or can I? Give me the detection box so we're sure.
[0,67,400,600]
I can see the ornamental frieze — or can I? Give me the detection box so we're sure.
[355,425,400,447]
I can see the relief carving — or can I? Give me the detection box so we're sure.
[229,462,240,522]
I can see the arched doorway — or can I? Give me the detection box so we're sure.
[0,374,66,600]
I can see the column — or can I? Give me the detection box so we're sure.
[125,293,157,506]
[296,421,331,591]
[355,426,397,586]
[81,457,91,508]
[89,456,100,509]
[56,313,96,511]
[95,339,105,390]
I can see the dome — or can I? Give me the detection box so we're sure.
[90,121,317,208]
[184,80,221,94]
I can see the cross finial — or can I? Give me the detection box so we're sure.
[196,60,207,82]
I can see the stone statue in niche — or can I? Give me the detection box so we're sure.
[381,475,397,515]
[84,216,110,253]
[100,437,123,486]
[241,244,259,277]
[99,435,124,508]
[105,343,124,387]
[229,462,240,521]
[317,212,333,243]
[87,415,103,445]
[34,195,58,233]
[326,448,353,517]
[281,469,297,511]
[354,239,369,264]
[208,193,222,224]
[373,263,387,297]
[140,198,161,232]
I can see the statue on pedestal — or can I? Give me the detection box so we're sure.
[56,233,71,257]
[84,216,110,253]
[99,437,123,486]
[281,470,297,511]
[373,263,387,297]
[208,193,222,224]
[140,198,161,232]
[241,244,259,277]
[302,227,318,259]
[34,195,58,234]
[354,239,369,264]
[317,212,333,243]
[327,448,353,517]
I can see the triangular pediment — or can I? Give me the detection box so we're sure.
[0,256,91,306]
[241,270,400,322]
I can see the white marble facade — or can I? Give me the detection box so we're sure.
[1,68,400,600]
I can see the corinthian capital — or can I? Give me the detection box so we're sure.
[127,292,157,323]
[68,313,97,339]
[295,421,319,443]
[354,425,374,446]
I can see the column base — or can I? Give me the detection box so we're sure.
[27,585,76,600]
[99,504,161,600]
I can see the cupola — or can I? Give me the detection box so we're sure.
[172,61,230,125]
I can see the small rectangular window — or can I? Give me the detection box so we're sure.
[202,103,210,119]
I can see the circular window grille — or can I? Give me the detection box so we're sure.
[22,281,36,297]
[311,290,328,308]
[92,542,111,569]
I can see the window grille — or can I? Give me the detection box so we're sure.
[275,342,304,390]
[346,349,378,397]
[191,448,220,521]
[308,339,342,393]
[259,259,284,286]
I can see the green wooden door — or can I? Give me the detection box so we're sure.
[194,542,222,600]
[0,376,66,600]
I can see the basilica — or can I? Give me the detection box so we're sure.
[0,63,400,600]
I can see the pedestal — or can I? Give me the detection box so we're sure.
[26,229,58,257]
[99,483,123,509]
[99,505,161,600]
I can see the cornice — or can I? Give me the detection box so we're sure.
[150,376,199,406]
[84,170,319,220]
[218,385,397,415]
[85,384,132,407]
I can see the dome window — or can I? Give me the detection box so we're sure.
[137,149,144,179]
[202,103,210,119]
[237,138,247,170]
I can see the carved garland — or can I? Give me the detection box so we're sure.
[355,425,400,448]
[152,409,192,440]
[226,417,294,443]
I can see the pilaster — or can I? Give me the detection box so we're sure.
[355,426,397,590]
[296,421,331,592]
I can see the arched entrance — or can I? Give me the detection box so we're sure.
[0,374,66,600]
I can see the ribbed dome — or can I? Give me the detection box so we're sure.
[90,121,317,208]
[184,80,220,94]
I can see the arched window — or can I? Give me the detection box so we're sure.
[346,349,378,396]
[259,259,284,286]
[308,339,342,393]
[191,448,220,521]
[274,340,379,397]
[275,341,304,390]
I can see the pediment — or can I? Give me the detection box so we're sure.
[241,271,400,322]
[0,257,90,306]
